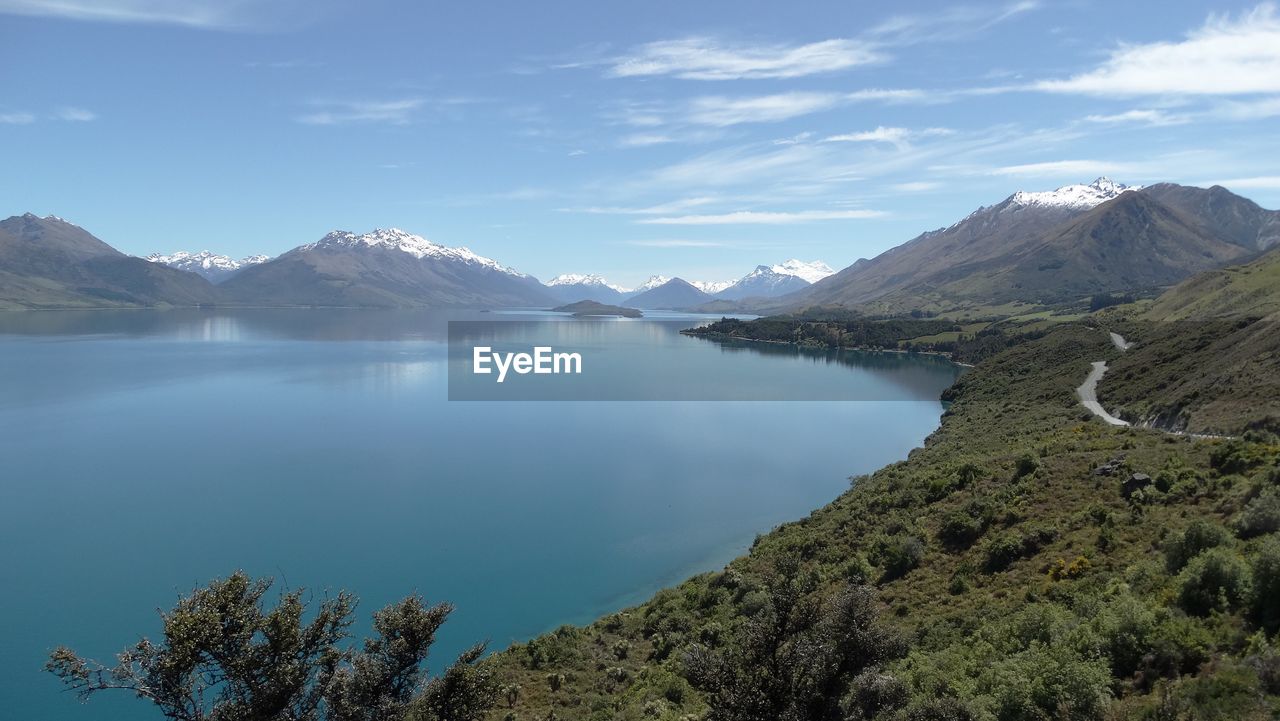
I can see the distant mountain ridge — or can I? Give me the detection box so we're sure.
[3,179,1275,312]
[545,274,629,304]
[0,214,218,310]
[772,179,1277,316]
[625,278,713,309]
[218,227,555,308]
[147,250,270,283]
[715,259,835,301]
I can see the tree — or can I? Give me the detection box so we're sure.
[45,571,496,721]
[685,556,907,721]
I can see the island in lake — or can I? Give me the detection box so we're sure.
[551,300,643,318]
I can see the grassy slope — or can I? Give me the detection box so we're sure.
[484,316,1280,720]
[1145,247,1280,322]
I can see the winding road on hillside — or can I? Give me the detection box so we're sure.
[1076,331,1132,426]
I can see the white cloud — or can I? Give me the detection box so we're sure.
[1083,109,1188,126]
[565,197,721,215]
[297,99,425,126]
[1205,176,1280,189]
[0,111,35,124]
[567,149,587,157]
[619,133,674,147]
[686,92,845,126]
[0,0,272,29]
[623,239,728,247]
[891,181,942,192]
[990,159,1135,177]
[54,107,96,122]
[640,209,886,225]
[823,126,953,148]
[1212,95,1280,120]
[1036,4,1280,96]
[607,37,881,80]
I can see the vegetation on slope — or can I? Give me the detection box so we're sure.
[487,318,1280,720]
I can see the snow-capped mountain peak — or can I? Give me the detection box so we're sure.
[690,279,733,294]
[769,259,835,284]
[1010,177,1139,209]
[303,228,527,277]
[546,273,628,293]
[147,250,271,282]
[632,275,670,293]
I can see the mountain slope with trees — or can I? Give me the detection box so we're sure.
[485,253,1280,720]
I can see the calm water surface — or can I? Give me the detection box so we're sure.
[0,309,960,720]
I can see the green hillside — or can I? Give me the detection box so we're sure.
[483,266,1280,720]
[1145,246,1280,321]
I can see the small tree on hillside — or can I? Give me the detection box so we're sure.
[45,571,496,721]
[685,556,908,721]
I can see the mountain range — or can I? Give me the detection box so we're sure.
[748,178,1279,316]
[0,213,219,310]
[217,228,556,308]
[146,251,271,283]
[2,179,1275,312]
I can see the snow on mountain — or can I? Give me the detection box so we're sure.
[690,279,733,294]
[631,275,670,293]
[769,259,835,284]
[146,250,271,283]
[302,228,528,277]
[546,273,628,293]
[1010,177,1138,210]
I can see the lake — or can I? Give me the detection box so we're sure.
[0,308,961,720]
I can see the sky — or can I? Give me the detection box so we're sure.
[2,0,1279,287]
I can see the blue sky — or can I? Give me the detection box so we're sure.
[2,0,1279,287]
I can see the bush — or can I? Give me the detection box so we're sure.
[983,533,1028,573]
[1235,491,1280,538]
[938,511,986,549]
[1250,537,1280,635]
[880,535,926,581]
[1014,453,1039,478]
[980,641,1112,721]
[1165,519,1232,572]
[1176,547,1252,616]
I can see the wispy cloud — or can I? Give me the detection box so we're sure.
[622,239,729,247]
[606,37,882,80]
[640,209,886,225]
[610,89,935,135]
[54,107,96,122]
[296,99,426,126]
[990,159,1136,177]
[1036,4,1280,96]
[564,197,721,215]
[686,92,845,126]
[891,181,942,192]
[594,3,1040,81]
[0,111,36,124]
[823,126,953,148]
[1203,175,1280,189]
[867,1,1040,45]
[0,0,274,29]
[1083,109,1189,126]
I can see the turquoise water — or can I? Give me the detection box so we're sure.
[0,309,960,720]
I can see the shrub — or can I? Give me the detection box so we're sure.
[1047,556,1090,581]
[880,535,926,581]
[1176,547,1252,616]
[1165,519,1232,572]
[938,511,986,549]
[983,533,1028,573]
[980,641,1112,721]
[1235,491,1280,538]
[1250,537,1280,635]
[1014,453,1039,478]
